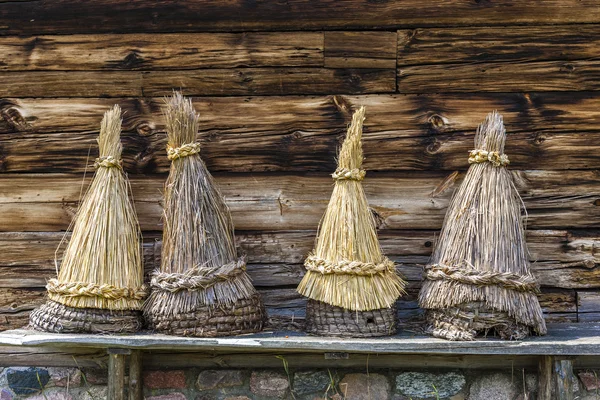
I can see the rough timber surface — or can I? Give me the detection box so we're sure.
[1,324,600,356]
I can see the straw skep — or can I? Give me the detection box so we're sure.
[418,111,547,341]
[297,106,405,336]
[30,105,146,333]
[143,92,264,336]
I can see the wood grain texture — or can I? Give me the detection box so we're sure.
[2,94,600,173]
[2,1,600,35]
[0,171,598,232]
[398,26,600,66]
[324,31,397,68]
[0,32,323,70]
[398,61,600,93]
[0,69,395,98]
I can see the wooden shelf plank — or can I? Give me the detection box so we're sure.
[1,324,600,355]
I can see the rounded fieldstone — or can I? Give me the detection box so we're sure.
[395,372,465,399]
[196,370,244,390]
[250,371,289,399]
[468,373,518,400]
[339,373,390,400]
[6,367,50,396]
[293,371,331,395]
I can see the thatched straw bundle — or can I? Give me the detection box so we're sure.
[297,107,405,336]
[418,111,546,341]
[144,92,264,336]
[30,105,146,333]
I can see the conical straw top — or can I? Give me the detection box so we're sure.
[297,106,405,311]
[47,105,146,311]
[419,110,546,335]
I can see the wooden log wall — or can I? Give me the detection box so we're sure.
[0,2,599,336]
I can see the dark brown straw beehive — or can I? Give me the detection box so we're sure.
[30,105,147,333]
[297,106,406,337]
[143,92,264,337]
[418,111,546,341]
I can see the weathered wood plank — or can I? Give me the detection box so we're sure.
[324,31,397,68]
[0,346,107,367]
[398,61,600,93]
[0,33,323,70]
[398,26,600,66]
[2,94,600,173]
[141,68,395,97]
[0,171,598,232]
[0,71,142,97]
[2,2,600,35]
[577,291,600,314]
[3,323,600,355]
[0,69,394,98]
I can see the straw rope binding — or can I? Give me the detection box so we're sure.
[304,255,395,276]
[46,280,148,301]
[425,264,539,293]
[167,142,201,160]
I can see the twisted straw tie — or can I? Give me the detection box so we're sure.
[425,264,540,294]
[331,167,366,181]
[47,279,148,301]
[468,149,510,167]
[167,142,201,161]
[94,155,122,169]
[304,255,395,276]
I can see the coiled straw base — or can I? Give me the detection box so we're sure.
[427,302,531,341]
[145,294,265,337]
[305,299,397,338]
[29,301,142,334]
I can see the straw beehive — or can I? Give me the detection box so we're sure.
[144,92,264,337]
[418,111,546,341]
[30,105,146,333]
[297,106,406,337]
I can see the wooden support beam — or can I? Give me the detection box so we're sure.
[129,350,143,400]
[538,356,553,400]
[554,358,575,400]
[107,348,130,400]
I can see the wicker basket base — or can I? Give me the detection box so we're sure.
[427,302,530,341]
[146,294,265,337]
[29,300,142,334]
[305,300,397,338]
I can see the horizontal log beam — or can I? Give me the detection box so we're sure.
[0,68,395,98]
[0,171,598,232]
[2,2,600,35]
[398,26,600,66]
[2,94,600,173]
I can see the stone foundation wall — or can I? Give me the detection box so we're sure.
[1,365,599,400]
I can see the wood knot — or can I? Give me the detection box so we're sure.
[426,140,442,154]
[534,133,547,145]
[424,241,433,248]
[593,199,600,206]
[561,63,575,73]
[1,106,28,130]
[136,121,155,136]
[428,114,448,131]
[332,95,353,117]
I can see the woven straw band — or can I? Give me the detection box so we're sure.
[425,264,539,293]
[332,167,366,181]
[47,279,148,300]
[468,149,510,167]
[150,258,247,293]
[304,255,395,276]
[94,156,122,169]
[167,142,201,161]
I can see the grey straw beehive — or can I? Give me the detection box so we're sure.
[297,106,406,337]
[143,92,264,337]
[30,105,147,334]
[418,111,546,341]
